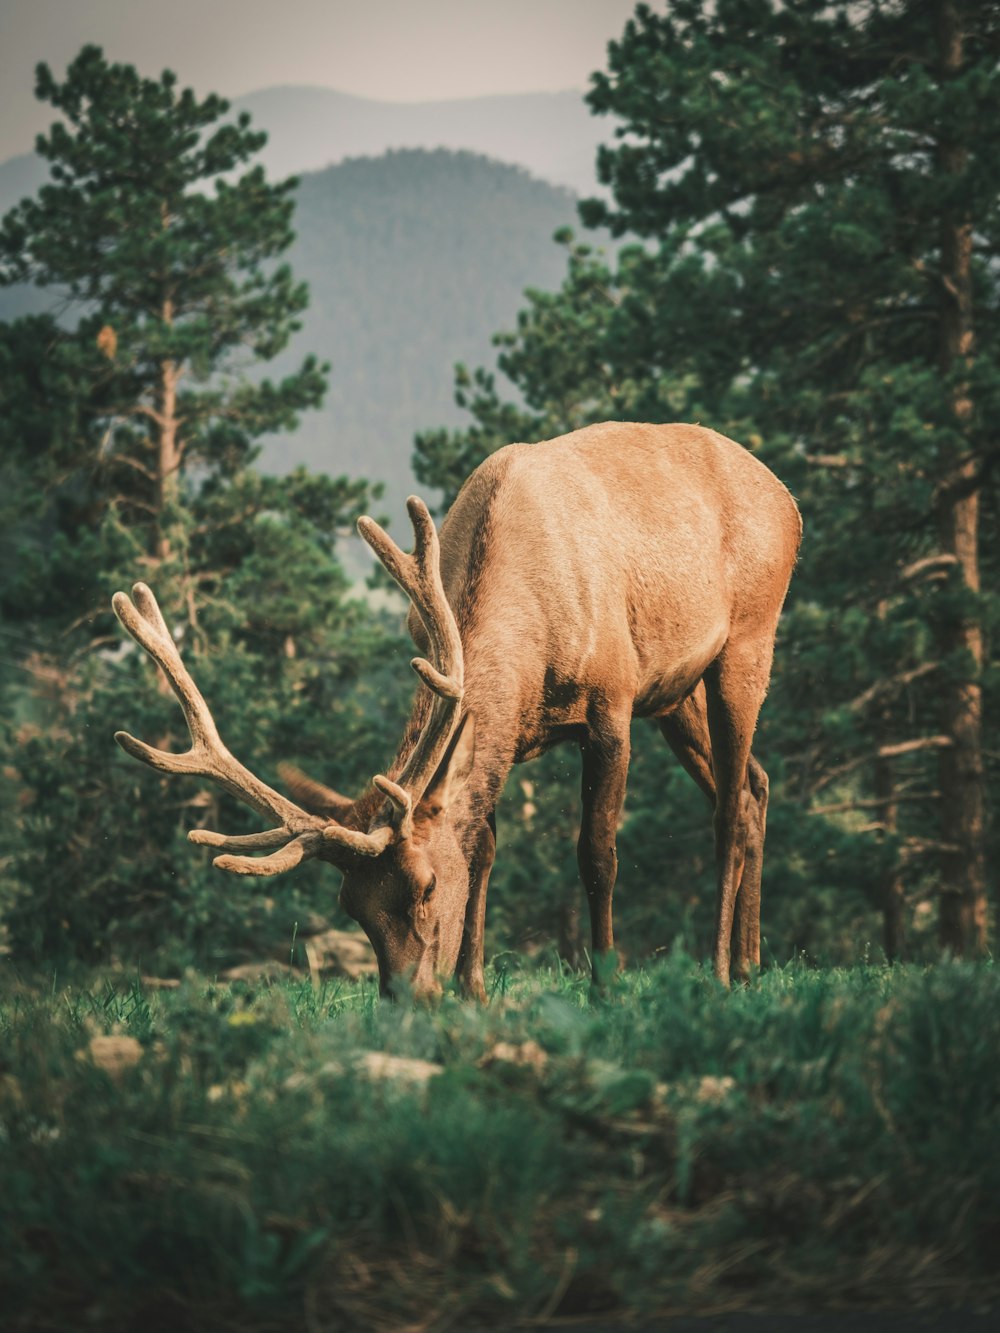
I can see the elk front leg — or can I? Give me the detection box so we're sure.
[578,721,630,991]
[455,810,495,1003]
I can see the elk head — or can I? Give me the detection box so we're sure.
[112,498,476,997]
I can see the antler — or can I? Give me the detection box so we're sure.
[114,500,462,871]
[112,583,392,873]
[357,496,464,826]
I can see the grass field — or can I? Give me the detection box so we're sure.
[1,955,998,1330]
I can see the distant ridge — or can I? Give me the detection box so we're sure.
[232,86,612,197]
[0,85,613,221]
[259,148,587,510]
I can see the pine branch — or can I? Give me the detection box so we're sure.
[810,791,941,816]
[111,454,158,482]
[845,661,940,715]
[809,734,953,795]
[898,554,959,583]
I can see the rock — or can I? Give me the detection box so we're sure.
[479,1039,549,1073]
[297,911,331,937]
[302,928,378,980]
[696,1074,735,1104]
[221,932,376,985]
[283,1051,443,1091]
[82,1035,143,1081]
[220,960,302,983]
[355,1052,442,1085]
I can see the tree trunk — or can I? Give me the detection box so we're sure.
[156,300,181,564]
[155,198,181,563]
[934,0,988,956]
[556,889,584,970]
[874,752,906,962]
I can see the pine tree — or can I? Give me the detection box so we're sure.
[416,0,1000,959]
[0,45,326,600]
[581,0,999,957]
[0,49,400,967]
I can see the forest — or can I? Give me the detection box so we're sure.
[1,2,998,1328]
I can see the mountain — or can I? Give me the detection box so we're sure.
[260,148,584,506]
[0,147,593,515]
[231,87,612,198]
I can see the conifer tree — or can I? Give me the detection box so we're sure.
[416,0,1000,959]
[0,45,327,608]
[0,49,400,966]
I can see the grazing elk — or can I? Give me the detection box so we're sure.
[113,422,801,998]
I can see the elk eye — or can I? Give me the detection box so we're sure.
[421,875,437,904]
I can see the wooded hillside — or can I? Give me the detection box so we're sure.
[0,146,584,520]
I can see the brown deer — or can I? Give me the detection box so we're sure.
[113,422,801,998]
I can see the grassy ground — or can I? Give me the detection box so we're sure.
[1,955,998,1331]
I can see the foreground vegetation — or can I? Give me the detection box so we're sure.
[1,956,997,1330]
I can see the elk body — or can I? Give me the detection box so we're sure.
[114,422,801,998]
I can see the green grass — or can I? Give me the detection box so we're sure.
[1,955,998,1330]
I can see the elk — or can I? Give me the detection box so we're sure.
[113,422,801,998]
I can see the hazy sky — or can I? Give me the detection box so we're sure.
[0,0,640,161]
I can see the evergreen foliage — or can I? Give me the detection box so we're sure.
[0,44,328,595]
[2,12,997,972]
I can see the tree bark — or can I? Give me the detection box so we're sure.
[156,292,181,564]
[556,889,584,970]
[872,591,906,963]
[934,0,988,956]
[874,751,906,962]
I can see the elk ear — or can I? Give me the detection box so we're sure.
[419,713,477,815]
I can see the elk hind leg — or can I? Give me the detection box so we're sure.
[659,689,760,981]
[704,639,774,986]
[730,755,768,982]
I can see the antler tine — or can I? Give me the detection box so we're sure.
[113,583,305,823]
[357,498,463,696]
[357,497,465,810]
[112,586,222,761]
[112,582,388,875]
